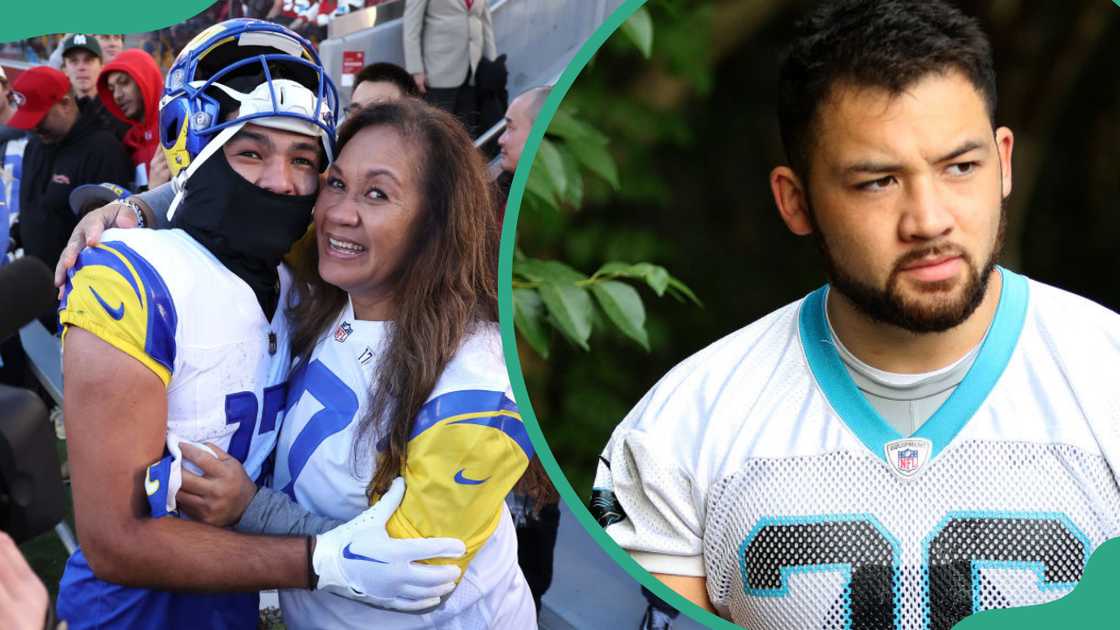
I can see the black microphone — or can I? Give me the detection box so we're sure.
[0,257,57,342]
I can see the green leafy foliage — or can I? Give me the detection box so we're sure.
[513,251,696,357]
[592,262,701,305]
[590,281,649,350]
[538,282,594,350]
[535,138,568,201]
[513,288,550,359]
[514,0,729,497]
[515,96,700,358]
[620,6,654,58]
[565,137,620,190]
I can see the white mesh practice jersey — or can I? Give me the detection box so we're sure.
[593,268,1120,629]
[60,228,292,515]
[275,302,535,630]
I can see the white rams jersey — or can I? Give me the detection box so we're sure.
[593,268,1120,629]
[274,301,535,630]
[60,228,292,514]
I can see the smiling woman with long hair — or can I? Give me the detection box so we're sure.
[288,100,502,500]
[271,99,539,628]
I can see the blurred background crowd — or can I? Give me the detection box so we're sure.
[0,0,615,275]
[0,0,519,278]
[2,1,385,68]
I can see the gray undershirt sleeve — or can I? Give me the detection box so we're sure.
[235,486,344,536]
[132,182,176,229]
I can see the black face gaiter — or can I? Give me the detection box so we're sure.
[171,149,315,321]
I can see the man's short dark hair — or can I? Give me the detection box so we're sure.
[354,63,420,98]
[778,0,997,177]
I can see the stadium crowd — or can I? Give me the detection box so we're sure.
[0,2,574,629]
[2,1,385,69]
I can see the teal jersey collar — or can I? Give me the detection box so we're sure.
[798,267,1029,463]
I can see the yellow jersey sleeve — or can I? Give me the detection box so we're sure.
[384,389,532,573]
[59,240,178,386]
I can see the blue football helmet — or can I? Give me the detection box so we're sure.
[159,18,339,180]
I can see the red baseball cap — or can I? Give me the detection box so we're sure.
[8,66,71,131]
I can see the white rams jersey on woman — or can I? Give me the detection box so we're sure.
[594,268,1120,629]
[61,228,292,508]
[274,301,535,630]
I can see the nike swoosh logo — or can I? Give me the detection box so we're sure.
[89,286,125,320]
[454,468,490,485]
[342,543,387,564]
[144,466,161,497]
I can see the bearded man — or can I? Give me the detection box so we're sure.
[591,1,1120,628]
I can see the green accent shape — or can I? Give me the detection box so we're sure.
[1,1,216,41]
[955,536,1120,629]
[497,1,740,628]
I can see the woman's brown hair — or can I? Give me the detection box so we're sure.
[287,98,552,505]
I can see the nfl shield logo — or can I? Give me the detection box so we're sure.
[334,321,353,342]
[884,437,931,478]
[897,448,918,471]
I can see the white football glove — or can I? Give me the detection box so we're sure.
[313,477,466,611]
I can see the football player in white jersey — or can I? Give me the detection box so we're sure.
[56,20,465,629]
[592,1,1120,628]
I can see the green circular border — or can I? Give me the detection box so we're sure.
[497,1,739,627]
[2,1,216,41]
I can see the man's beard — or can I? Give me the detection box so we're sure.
[809,204,1006,334]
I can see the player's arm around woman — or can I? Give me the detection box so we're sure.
[183,99,542,628]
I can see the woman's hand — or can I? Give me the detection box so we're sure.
[53,201,142,291]
[412,72,427,94]
[175,442,258,528]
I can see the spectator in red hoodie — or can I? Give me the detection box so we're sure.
[96,49,164,190]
